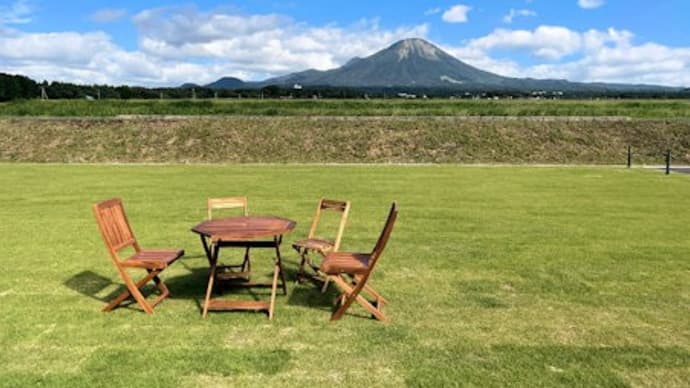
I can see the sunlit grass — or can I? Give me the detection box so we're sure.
[0,164,688,387]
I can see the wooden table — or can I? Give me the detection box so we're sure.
[191,216,296,319]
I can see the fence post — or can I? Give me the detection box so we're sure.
[665,149,671,175]
[627,146,632,168]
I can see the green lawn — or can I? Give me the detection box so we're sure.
[0,164,688,387]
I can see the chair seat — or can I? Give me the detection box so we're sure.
[320,252,371,275]
[292,238,334,252]
[123,249,185,269]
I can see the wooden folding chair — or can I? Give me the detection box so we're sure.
[207,197,251,273]
[292,199,350,287]
[319,202,397,322]
[93,198,184,315]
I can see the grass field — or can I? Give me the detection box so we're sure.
[0,164,688,387]
[2,98,690,118]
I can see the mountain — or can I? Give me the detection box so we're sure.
[201,38,680,92]
[179,83,201,89]
[264,38,510,88]
[205,77,246,90]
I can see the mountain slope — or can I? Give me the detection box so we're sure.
[262,38,511,88]
[205,77,246,90]
[203,38,680,92]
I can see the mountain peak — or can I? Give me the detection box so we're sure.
[391,38,441,62]
[205,76,245,90]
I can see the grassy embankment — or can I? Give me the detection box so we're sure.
[0,164,688,387]
[1,116,689,164]
[1,99,689,164]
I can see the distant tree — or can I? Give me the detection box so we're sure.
[260,85,281,98]
[0,73,39,101]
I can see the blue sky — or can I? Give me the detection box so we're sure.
[1,0,689,86]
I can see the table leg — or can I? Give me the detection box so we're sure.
[268,235,288,320]
[202,243,220,318]
[268,263,280,320]
[199,235,213,267]
[275,236,288,295]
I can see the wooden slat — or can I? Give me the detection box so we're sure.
[206,300,270,311]
[321,199,348,211]
[192,216,296,240]
[208,197,248,219]
[96,200,135,250]
[218,281,275,288]
[215,271,251,281]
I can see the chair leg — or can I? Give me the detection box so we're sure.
[243,247,251,273]
[151,271,169,295]
[331,292,357,321]
[150,271,171,309]
[103,269,158,314]
[321,277,330,293]
[329,275,389,322]
[358,294,388,322]
[360,282,388,306]
[350,275,387,305]
[202,244,220,318]
[296,248,308,283]
[329,276,360,321]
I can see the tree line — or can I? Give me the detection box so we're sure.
[1,72,690,101]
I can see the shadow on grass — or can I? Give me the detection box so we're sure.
[404,344,690,387]
[166,256,299,315]
[63,270,138,311]
[285,269,390,321]
[64,270,181,312]
[281,263,335,313]
[64,254,352,317]
[64,270,114,300]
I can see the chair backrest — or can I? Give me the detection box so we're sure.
[208,197,248,220]
[93,198,141,263]
[308,198,351,251]
[368,202,398,269]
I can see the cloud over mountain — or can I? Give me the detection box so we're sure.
[0,3,688,87]
[442,5,472,23]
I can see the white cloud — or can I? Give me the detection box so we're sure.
[448,26,690,86]
[1,5,690,88]
[0,0,33,25]
[0,31,116,63]
[90,8,127,23]
[0,8,429,86]
[467,26,582,60]
[132,7,429,76]
[578,0,605,9]
[424,7,441,16]
[503,9,537,24]
[442,5,471,23]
